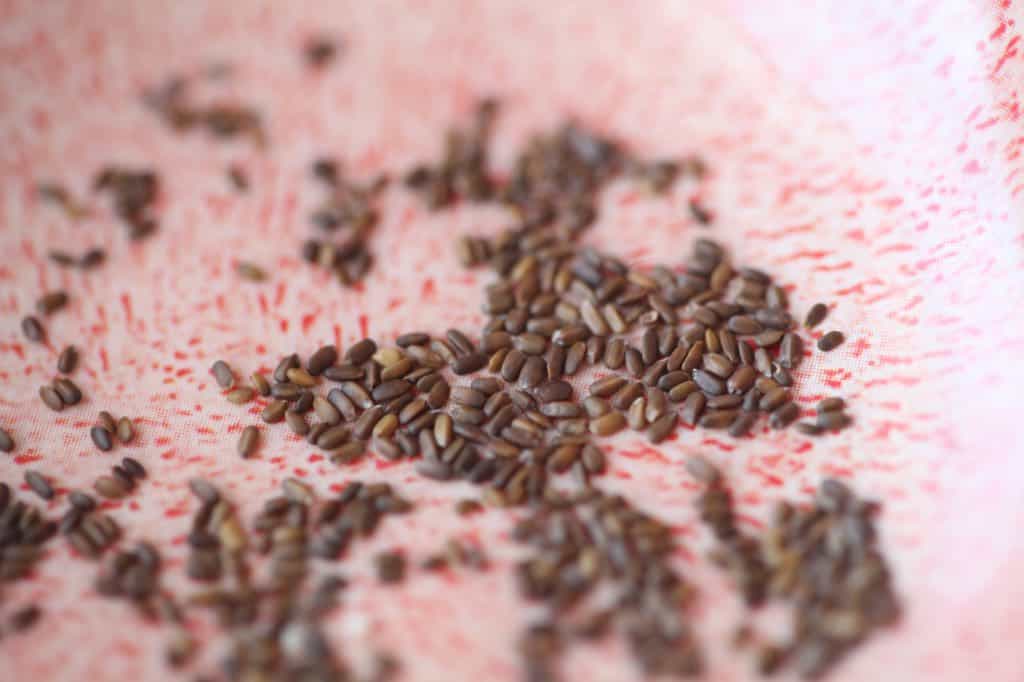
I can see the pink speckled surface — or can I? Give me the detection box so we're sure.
[1,1,1022,680]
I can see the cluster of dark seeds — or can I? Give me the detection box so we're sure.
[63,490,122,558]
[0,482,58,584]
[689,457,900,678]
[90,410,135,452]
[143,76,266,147]
[178,478,403,680]
[38,376,83,412]
[94,166,162,241]
[301,162,388,286]
[93,456,147,500]
[795,398,852,436]
[513,487,701,681]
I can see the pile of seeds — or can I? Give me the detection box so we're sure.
[688,457,900,678]
[90,411,136,452]
[143,76,265,146]
[0,482,58,634]
[63,490,122,559]
[94,166,162,241]
[302,162,388,286]
[513,487,701,681]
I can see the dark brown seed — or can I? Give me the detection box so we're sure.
[211,360,234,389]
[540,401,583,419]
[25,470,53,500]
[416,458,453,481]
[589,412,626,436]
[668,380,699,403]
[624,347,644,377]
[817,397,846,413]
[312,396,341,425]
[481,331,512,354]
[795,421,823,436]
[286,366,317,387]
[340,381,373,409]
[431,338,458,364]
[728,315,762,335]
[10,605,41,632]
[372,379,412,402]
[646,413,677,443]
[48,379,80,408]
[685,455,720,484]
[501,349,527,382]
[37,290,70,316]
[307,345,338,375]
[398,398,428,425]
[680,392,706,426]
[804,302,828,329]
[699,409,739,429]
[519,356,546,388]
[450,404,486,426]
[271,382,302,401]
[426,379,450,409]
[446,328,475,355]
[563,341,586,375]
[759,387,790,412]
[772,363,794,387]
[728,412,757,437]
[57,345,78,374]
[353,406,385,440]
[702,353,734,379]
[603,338,625,369]
[452,386,487,408]
[261,400,287,423]
[285,411,309,436]
[707,394,744,409]
[346,339,378,365]
[316,424,351,450]
[693,306,719,327]
[250,372,271,396]
[95,410,116,432]
[376,552,406,583]
[94,475,127,499]
[817,411,852,430]
[681,341,705,372]
[79,248,106,269]
[121,457,146,479]
[0,428,13,453]
[769,402,799,429]
[754,329,784,347]
[306,421,329,445]
[641,358,668,386]
[90,426,113,451]
[610,382,644,411]
[452,352,487,375]
[727,366,757,394]
[693,369,725,396]
[324,363,364,381]
[818,330,845,351]
[536,380,573,403]
[470,377,502,396]
[327,388,358,421]
[640,328,659,364]
[21,316,45,343]
[545,343,565,380]
[69,490,95,510]
[396,332,430,347]
[742,388,762,412]
[116,417,134,443]
[738,340,754,366]
[755,347,773,376]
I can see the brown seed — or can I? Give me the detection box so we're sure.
[646,413,677,443]
[583,396,611,418]
[769,402,799,429]
[818,330,845,351]
[116,417,134,443]
[452,352,487,375]
[754,347,773,376]
[51,378,81,406]
[316,424,351,450]
[94,475,127,499]
[604,337,625,369]
[340,381,373,409]
[452,386,487,408]
[519,356,546,388]
[376,551,406,583]
[396,332,430,347]
[118,457,146,481]
[39,385,64,411]
[610,381,644,410]
[0,428,13,453]
[540,401,583,419]
[285,411,309,435]
[286,367,317,387]
[372,379,412,402]
[645,388,668,422]
[57,345,78,374]
[427,379,450,409]
[563,341,586,375]
[307,345,338,375]
[804,302,828,328]
[728,412,757,437]
[726,366,756,394]
[25,470,53,500]
[21,315,45,343]
[693,369,725,396]
[590,412,626,436]
[324,363,364,381]
[685,455,720,484]
[681,341,705,372]
[627,397,647,429]
[546,343,565,380]
[446,328,475,355]
[311,396,341,425]
[754,329,785,347]
[624,347,644,377]
[210,360,235,389]
[759,387,791,411]
[501,349,526,382]
[237,425,259,458]
[346,338,378,364]
[226,387,254,404]
[249,372,271,396]
[236,261,267,281]
[37,290,70,315]
[772,363,794,387]
[795,421,823,436]
[702,353,734,379]
[398,398,428,425]
[188,478,220,504]
[590,375,626,398]
[373,414,399,438]
[699,409,739,429]
[668,380,699,403]
[817,397,846,414]
[681,392,706,426]
[817,411,852,430]
[353,406,385,440]
[327,388,358,421]
[261,400,287,423]
[434,413,454,447]
[728,315,762,335]
[90,425,113,451]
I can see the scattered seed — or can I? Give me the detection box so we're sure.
[211,360,235,389]
[0,428,13,453]
[57,345,78,374]
[25,470,54,500]
[817,331,845,351]
[90,426,113,451]
[804,303,828,328]
[94,475,127,499]
[236,261,267,281]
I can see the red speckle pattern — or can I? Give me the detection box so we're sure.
[1,1,1023,681]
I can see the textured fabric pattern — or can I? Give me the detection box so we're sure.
[1,1,1022,680]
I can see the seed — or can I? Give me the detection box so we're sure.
[755,347,773,376]
[727,315,762,335]
[94,475,127,499]
[540,401,583,419]
[376,551,406,583]
[817,397,846,413]
[37,290,70,316]
[25,470,53,500]
[804,302,828,328]
[69,490,96,510]
[563,341,586,376]
[772,364,793,386]
[702,353,734,379]
[580,299,610,335]
[112,416,134,444]
[282,477,315,505]
[627,397,647,429]
[316,424,350,450]
[10,605,41,632]
[327,388,358,420]
[21,316,45,342]
[373,414,399,438]
[754,329,784,347]
[50,378,81,406]
[345,338,378,365]
[261,400,287,423]
[728,412,757,437]
[427,379,450,409]
[226,387,254,404]
[307,345,338,375]
[759,387,790,411]
[452,352,487,375]
[397,332,430,347]
[668,381,698,402]
[590,412,626,436]
[610,382,644,411]
[372,379,412,402]
[380,357,415,381]
[681,341,705,372]
[519,356,546,388]
[250,372,271,396]
[90,426,113,451]
[0,428,12,453]
[286,367,317,387]
[624,347,644,377]
[272,354,299,383]
[405,344,445,369]
[680,392,706,426]
[285,411,309,435]
[818,330,845,351]
[324,363,364,381]
[699,409,738,429]
[640,328,659,365]
[817,411,851,430]
[340,381,373,408]
[236,261,267,281]
[795,421,823,436]
[601,338,625,369]
[646,413,677,443]
[210,360,235,389]
[738,340,754,366]
[452,386,487,408]
[685,455,720,484]
[693,369,725,396]
[769,401,799,429]
[353,406,385,439]
[311,396,341,425]
[57,345,78,374]
[121,457,146,478]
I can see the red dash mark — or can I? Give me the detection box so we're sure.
[421,278,436,298]
[962,160,984,174]
[274,281,286,308]
[301,313,316,334]
[991,35,1020,75]
[359,314,369,338]
[14,454,43,465]
[121,293,133,324]
[99,347,110,372]
[258,293,269,315]
[333,324,341,348]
